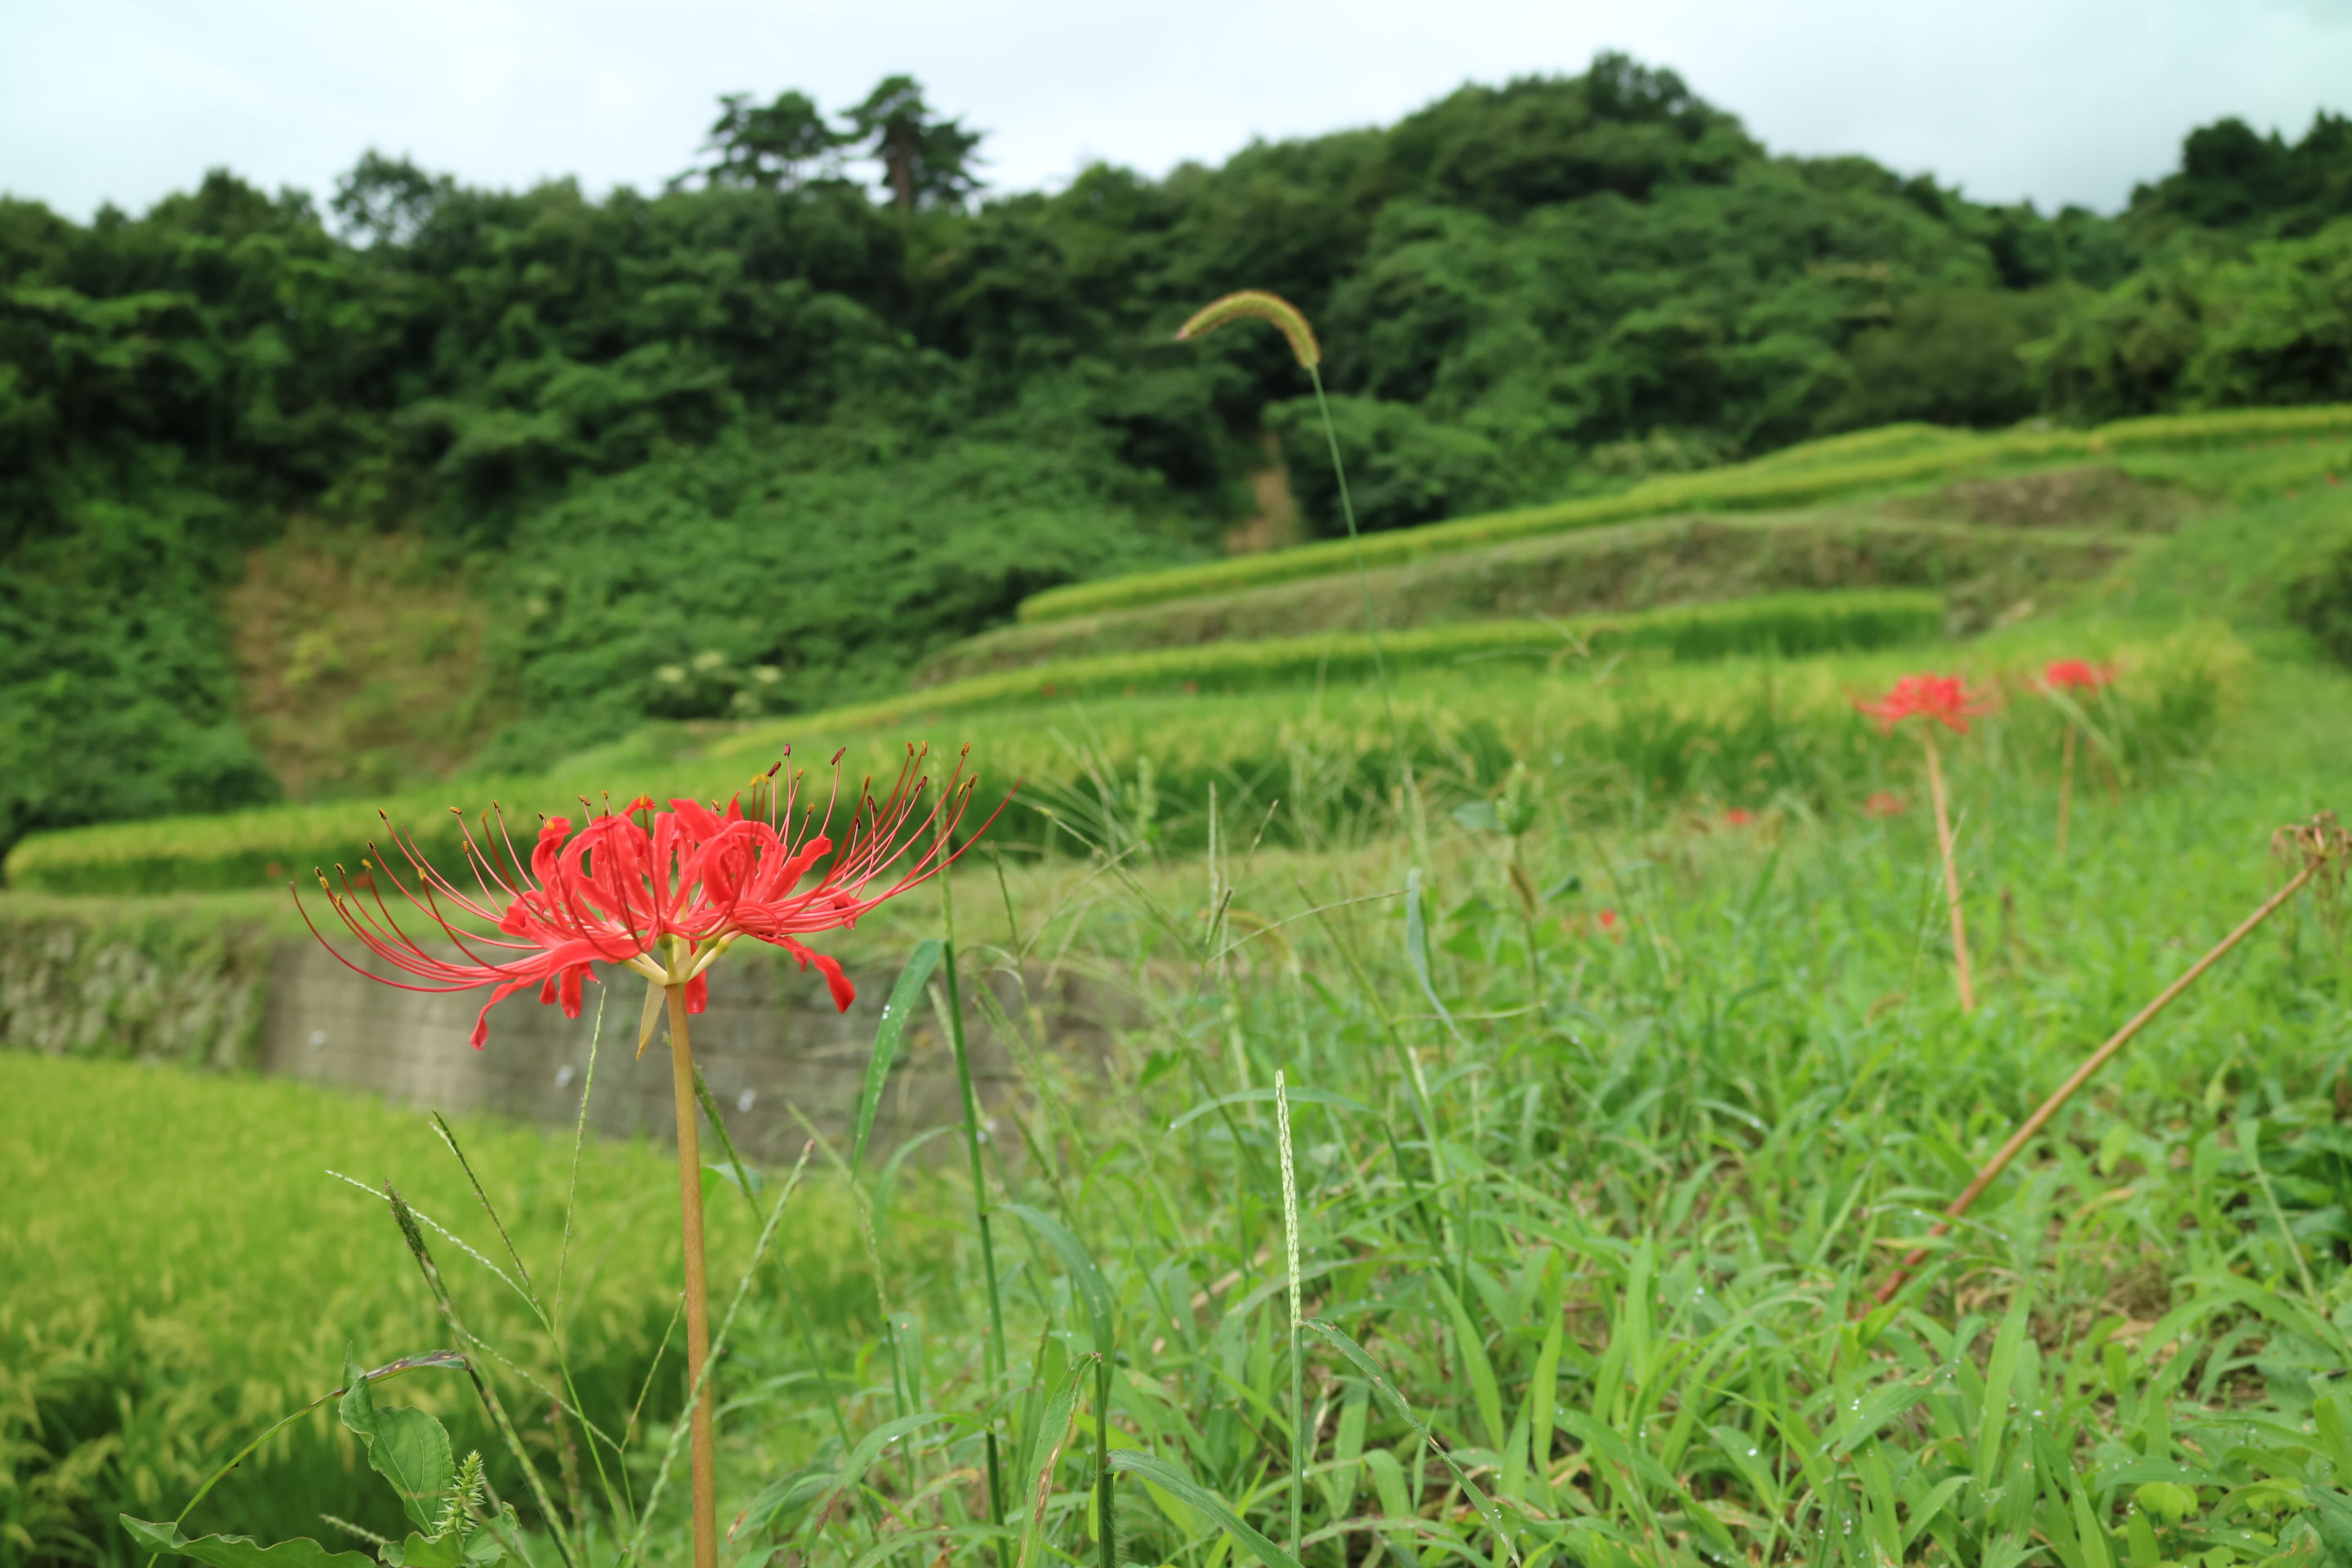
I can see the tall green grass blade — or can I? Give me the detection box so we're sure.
[1017,1356,1092,1568]
[1403,870,1465,1049]
[1976,1294,2031,1492]
[1003,1205,1114,1356]
[853,939,944,1174]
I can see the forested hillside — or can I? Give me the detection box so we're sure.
[4,55,2350,856]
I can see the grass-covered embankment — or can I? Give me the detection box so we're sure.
[4,618,2237,895]
[1014,408,2352,622]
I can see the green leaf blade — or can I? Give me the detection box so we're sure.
[852,938,943,1173]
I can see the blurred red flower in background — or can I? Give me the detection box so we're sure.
[1863,791,1907,817]
[1855,674,1991,736]
[2039,659,2114,693]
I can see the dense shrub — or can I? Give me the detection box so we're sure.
[2028,220,2352,418]
[1818,287,2067,432]
[1267,394,1512,534]
[469,417,1191,770]
[2287,541,2352,666]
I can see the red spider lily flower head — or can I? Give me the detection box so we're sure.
[296,746,1009,1049]
[1854,674,1992,736]
[2038,658,2114,694]
[1723,808,1754,828]
[1862,790,1907,817]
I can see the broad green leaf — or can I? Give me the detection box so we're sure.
[1709,1426,1781,1516]
[1903,1476,1971,1552]
[1005,1203,1115,1356]
[379,1523,507,1568]
[2070,1480,2118,1568]
[379,1535,467,1568]
[339,1348,454,1531]
[1557,1409,1681,1497]
[120,1519,374,1568]
[705,1159,764,1196]
[853,938,942,1172]
[1107,1450,1301,1568]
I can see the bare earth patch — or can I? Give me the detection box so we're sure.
[224,521,510,799]
[1893,464,2194,531]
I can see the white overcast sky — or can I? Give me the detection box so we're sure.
[2,0,2347,223]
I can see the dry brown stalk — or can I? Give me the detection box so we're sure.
[1872,813,2350,1307]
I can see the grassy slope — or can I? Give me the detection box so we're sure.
[921,512,2123,681]
[1012,405,2352,621]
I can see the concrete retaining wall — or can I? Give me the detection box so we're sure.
[3,920,1128,1160]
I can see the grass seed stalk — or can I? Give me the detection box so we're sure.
[1873,810,2352,1304]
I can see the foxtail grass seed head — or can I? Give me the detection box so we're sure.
[1175,290,1321,371]
[1275,1071,1301,1331]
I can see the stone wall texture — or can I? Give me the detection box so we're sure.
[5,919,1127,1160]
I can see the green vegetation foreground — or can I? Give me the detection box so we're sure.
[11,648,2352,1566]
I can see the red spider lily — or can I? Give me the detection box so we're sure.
[2038,658,2114,693]
[1862,790,1908,817]
[1723,808,1754,828]
[1854,674,1992,736]
[298,746,1004,1048]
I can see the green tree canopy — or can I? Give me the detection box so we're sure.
[702,90,848,190]
[845,75,984,212]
